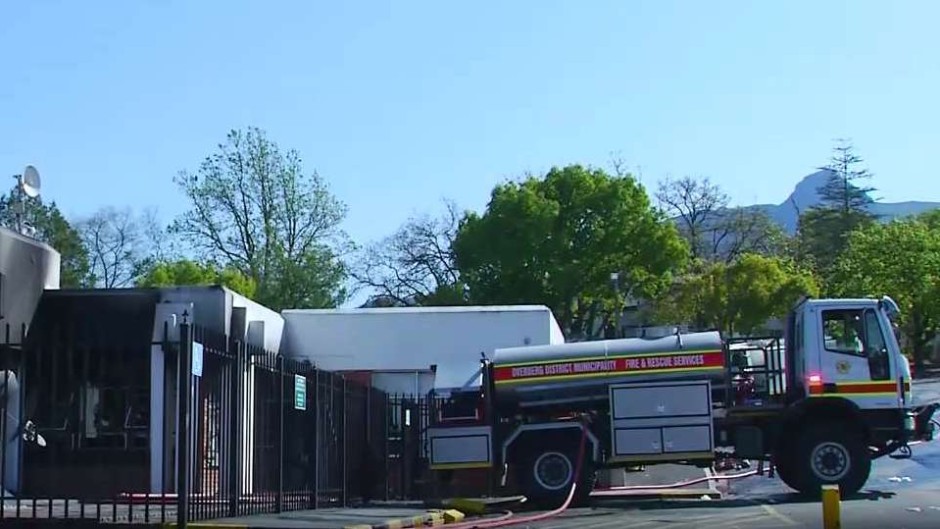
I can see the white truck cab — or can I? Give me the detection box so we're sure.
[786,297,917,431]
[759,296,932,496]
[796,296,910,408]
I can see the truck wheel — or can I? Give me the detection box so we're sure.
[792,425,871,497]
[772,449,803,492]
[522,448,595,508]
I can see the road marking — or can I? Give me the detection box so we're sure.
[593,518,659,529]
[761,504,799,526]
[560,513,658,529]
[550,501,801,529]
[616,511,768,529]
[688,512,771,528]
[563,511,737,529]
[700,513,796,528]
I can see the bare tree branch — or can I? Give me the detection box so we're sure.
[656,176,729,260]
[352,199,463,306]
[657,176,787,263]
[77,207,148,288]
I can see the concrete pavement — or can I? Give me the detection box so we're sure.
[157,507,462,528]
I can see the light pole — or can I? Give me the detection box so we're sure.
[610,272,624,338]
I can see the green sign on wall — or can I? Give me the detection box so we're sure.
[294,374,307,411]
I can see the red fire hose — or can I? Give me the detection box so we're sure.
[440,420,590,528]
[440,421,763,528]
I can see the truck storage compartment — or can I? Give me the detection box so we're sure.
[427,425,493,470]
[608,380,714,463]
[613,384,711,418]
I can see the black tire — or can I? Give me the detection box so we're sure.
[790,424,871,498]
[521,447,596,509]
[772,448,803,492]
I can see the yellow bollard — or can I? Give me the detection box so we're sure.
[822,484,841,529]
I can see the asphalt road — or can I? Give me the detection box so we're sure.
[528,380,940,529]
[532,438,940,528]
[913,378,940,408]
[526,490,940,529]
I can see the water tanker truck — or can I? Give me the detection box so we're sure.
[426,296,939,506]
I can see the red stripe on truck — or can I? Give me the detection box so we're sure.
[808,381,910,395]
[493,350,725,384]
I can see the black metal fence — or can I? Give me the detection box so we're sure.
[0,317,405,526]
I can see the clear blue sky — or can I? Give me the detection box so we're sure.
[2,1,938,258]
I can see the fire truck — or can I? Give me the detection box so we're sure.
[426,296,939,506]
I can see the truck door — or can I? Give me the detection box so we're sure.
[816,306,896,409]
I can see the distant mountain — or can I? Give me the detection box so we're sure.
[747,170,940,233]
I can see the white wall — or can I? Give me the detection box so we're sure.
[230,291,284,352]
[157,286,229,333]
[155,286,285,353]
[281,305,565,390]
[0,227,60,343]
[371,371,436,396]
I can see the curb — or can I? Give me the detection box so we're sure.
[591,487,722,501]
[161,522,254,529]
[344,509,465,529]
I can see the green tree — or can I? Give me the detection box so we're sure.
[816,139,877,213]
[0,189,91,287]
[453,164,688,339]
[655,254,819,337]
[170,127,351,311]
[829,218,940,372]
[797,139,877,281]
[917,208,940,229]
[136,259,257,298]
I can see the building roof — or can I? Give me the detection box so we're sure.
[282,304,553,316]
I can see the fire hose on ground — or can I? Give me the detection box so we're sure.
[440,422,761,528]
[441,416,940,527]
[438,421,590,529]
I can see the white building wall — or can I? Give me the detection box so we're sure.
[281,305,565,390]
[231,292,284,352]
[0,227,60,343]
[370,371,436,396]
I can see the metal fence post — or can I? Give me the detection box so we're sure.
[384,392,390,502]
[277,355,285,513]
[228,340,242,518]
[178,313,193,529]
[342,375,348,506]
[313,369,320,510]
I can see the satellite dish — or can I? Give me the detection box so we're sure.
[20,165,41,198]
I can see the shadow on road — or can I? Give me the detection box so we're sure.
[588,489,898,512]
